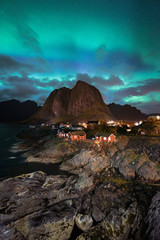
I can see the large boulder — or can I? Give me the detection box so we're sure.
[75,214,93,232]
[0,172,80,240]
[60,149,110,174]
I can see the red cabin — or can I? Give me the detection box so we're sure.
[68,131,86,141]
[95,133,116,142]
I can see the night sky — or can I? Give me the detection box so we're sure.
[0,0,160,113]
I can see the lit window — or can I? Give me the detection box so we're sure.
[104,137,107,140]
[108,137,111,141]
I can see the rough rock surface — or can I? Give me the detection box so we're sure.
[1,135,160,239]
[0,171,80,240]
[101,201,141,240]
[110,149,160,181]
[60,147,160,182]
[75,214,93,232]
[60,149,110,174]
[27,139,78,164]
[143,191,160,240]
[0,169,159,240]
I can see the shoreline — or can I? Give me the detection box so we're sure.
[0,127,160,239]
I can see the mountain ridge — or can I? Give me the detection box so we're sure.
[0,99,40,123]
[0,82,147,123]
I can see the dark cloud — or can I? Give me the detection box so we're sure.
[95,46,154,76]
[0,54,34,74]
[0,54,51,77]
[127,101,160,114]
[116,78,160,98]
[0,75,48,102]
[76,73,124,88]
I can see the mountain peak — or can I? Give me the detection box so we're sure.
[29,81,113,123]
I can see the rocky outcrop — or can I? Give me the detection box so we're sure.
[27,139,78,164]
[143,191,160,240]
[0,168,159,240]
[60,145,160,182]
[0,171,81,240]
[29,80,113,123]
[110,149,160,181]
[60,149,110,174]
[1,134,160,239]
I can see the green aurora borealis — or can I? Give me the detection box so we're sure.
[0,0,160,113]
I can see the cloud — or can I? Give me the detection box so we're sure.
[126,101,160,114]
[0,75,48,102]
[95,46,154,76]
[115,78,160,98]
[0,54,34,74]
[76,73,124,88]
[0,54,52,77]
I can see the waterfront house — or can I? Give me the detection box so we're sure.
[95,133,116,142]
[68,131,86,141]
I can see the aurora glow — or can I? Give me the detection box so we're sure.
[0,0,160,113]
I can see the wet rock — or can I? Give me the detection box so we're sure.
[75,214,93,232]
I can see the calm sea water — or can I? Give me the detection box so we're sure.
[0,124,66,180]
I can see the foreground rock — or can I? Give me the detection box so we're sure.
[0,171,79,240]
[0,170,160,240]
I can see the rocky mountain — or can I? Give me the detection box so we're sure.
[108,103,146,121]
[0,99,40,123]
[29,80,113,123]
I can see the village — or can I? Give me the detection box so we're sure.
[29,115,160,145]
[52,115,160,143]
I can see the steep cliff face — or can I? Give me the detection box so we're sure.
[29,81,113,123]
[30,87,71,123]
[67,81,109,116]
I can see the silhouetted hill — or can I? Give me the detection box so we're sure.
[29,81,113,124]
[0,99,40,123]
[108,103,146,121]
